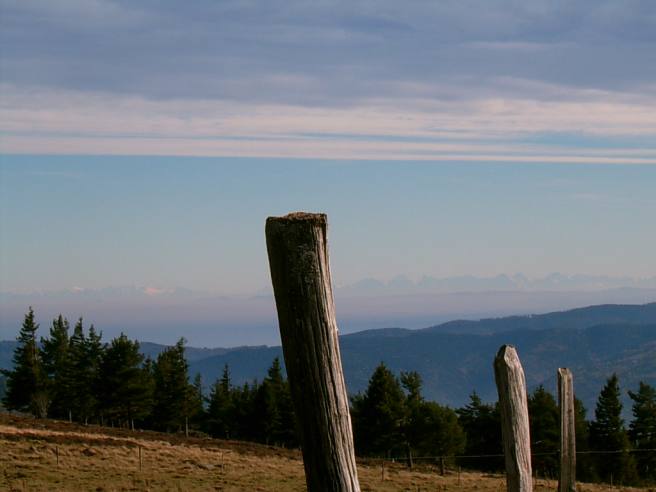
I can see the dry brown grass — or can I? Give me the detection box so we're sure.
[0,413,650,491]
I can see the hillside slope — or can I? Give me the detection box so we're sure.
[188,322,656,412]
[0,413,644,491]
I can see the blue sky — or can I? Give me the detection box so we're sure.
[0,2,655,344]
[2,157,655,295]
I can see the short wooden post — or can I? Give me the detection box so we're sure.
[440,457,445,476]
[138,445,142,471]
[494,345,533,492]
[266,212,361,492]
[185,416,189,438]
[558,368,576,492]
[56,446,59,466]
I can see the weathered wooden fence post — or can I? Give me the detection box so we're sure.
[494,345,533,492]
[265,212,360,492]
[558,368,576,492]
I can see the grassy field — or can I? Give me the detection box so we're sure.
[0,413,649,491]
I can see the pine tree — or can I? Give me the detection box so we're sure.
[187,373,205,431]
[528,386,559,478]
[98,334,153,427]
[66,318,98,422]
[207,364,233,438]
[456,392,503,471]
[70,321,104,423]
[152,338,190,432]
[574,397,596,482]
[590,374,638,484]
[84,324,105,422]
[414,401,466,459]
[628,382,656,482]
[40,314,70,418]
[351,362,406,456]
[253,358,290,445]
[2,308,48,417]
[400,370,423,463]
[231,381,257,440]
[399,372,464,460]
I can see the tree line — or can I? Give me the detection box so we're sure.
[2,308,655,485]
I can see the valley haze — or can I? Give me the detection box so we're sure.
[1,273,656,346]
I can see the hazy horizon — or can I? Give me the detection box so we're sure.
[2,272,655,346]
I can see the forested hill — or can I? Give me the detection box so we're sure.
[423,301,656,334]
[1,302,655,412]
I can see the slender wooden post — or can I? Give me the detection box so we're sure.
[558,368,576,492]
[494,345,533,492]
[266,212,360,492]
[138,445,143,471]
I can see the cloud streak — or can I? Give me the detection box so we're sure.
[2,84,655,162]
[0,0,655,160]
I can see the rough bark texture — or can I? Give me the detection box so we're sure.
[494,345,533,492]
[265,212,361,492]
[558,368,576,492]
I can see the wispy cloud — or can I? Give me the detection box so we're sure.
[1,0,655,161]
[2,84,655,162]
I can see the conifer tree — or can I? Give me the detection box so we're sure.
[2,307,48,417]
[0,376,6,407]
[66,318,93,421]
[254,358,288,445]
[98,334,153,427]
[70,321,104,423]
[40,314,70,418]
[590,374,638,484]
[187,373,205,430]
[84,324,105,421]
[401,370,423,462]
[456,392,503,471]
[207,364,233,438]
[231,381,257,440]
[400,372,465,461]
[152,338,190,432]
[528,386,559,478]
[574,397,596,482]
[415,401,466,459]
[628,382,656,481]
[351,362,405,456]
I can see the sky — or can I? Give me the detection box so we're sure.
[1,1,655,345]
[1,0,655,162]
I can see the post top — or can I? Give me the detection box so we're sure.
[496,344,516,357]
[266,212,327,225]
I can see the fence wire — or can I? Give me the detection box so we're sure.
[365,447,656,462]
